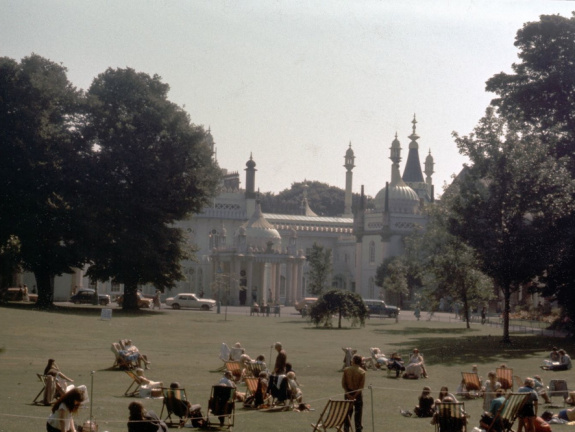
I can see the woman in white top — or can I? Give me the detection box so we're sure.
[46,387,84,432]
[482,371,502,411]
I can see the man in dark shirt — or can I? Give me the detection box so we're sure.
[273,342,287,375]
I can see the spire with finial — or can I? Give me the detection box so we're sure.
[402,116,425,183]
[408,114,420,149]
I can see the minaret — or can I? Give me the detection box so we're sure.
[424,149,435,201]
[390,132,402,185]
[343,142,355,217]
[245,153,257,217]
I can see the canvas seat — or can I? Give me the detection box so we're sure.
[461,372,481,398]
[160,386,202,427]
[244,361,266,378]
[207,385,235,429]
[496,367,513,391]
[487,392,530,432]
[311,399,354,432]
[224,361,243,382]
[434,402,467,432]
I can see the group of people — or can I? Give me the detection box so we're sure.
[541,346,572,371]
[116,339,152,370]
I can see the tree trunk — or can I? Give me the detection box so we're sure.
[502,285,512,344]
[122,281,139,311]
[462,289,470,329]
[338,308,342,329]
[34,268,55,309]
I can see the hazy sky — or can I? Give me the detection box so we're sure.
[2,1,573,198]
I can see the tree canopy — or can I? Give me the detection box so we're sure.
[1,56,220,309]
[306,243,333,296]
[450,109,575,342]
[83,67,220,309]
[0,54,87,307]
[308,289,368,328]
[259,181,373,216]
[484,12,575,336]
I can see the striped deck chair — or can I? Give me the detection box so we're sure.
[461,372,481,398]
[434,402,467,432]
[244,377,259,399]
[244,361,266,378]
[487,392,530,432]
[311,399,354,432]
[225,361,243,382]
[496,367,513,391]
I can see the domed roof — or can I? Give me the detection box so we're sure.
[238,203,281,250]
[374,180,420,214]
[345,145,354,158]
[246,154,256,169]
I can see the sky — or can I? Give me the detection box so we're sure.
[2,1,574,198]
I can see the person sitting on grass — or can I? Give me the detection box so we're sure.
[127,400,167,432]
[414,386,435,418]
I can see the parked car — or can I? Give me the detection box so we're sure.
[2,287,37,302]
[69,289,111,306]
[294,297,318,312]
[363,299,400,317]
[116,292,152,308]
[165,293,216,310]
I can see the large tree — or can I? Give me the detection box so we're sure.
[485,12,575,334]
[0,54,86,307]
[306,243,333,296]
[83,68,220,310]
[450,109,575,342]
[418,201,494,329]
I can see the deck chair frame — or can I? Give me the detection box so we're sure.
[548,379,568,406]
[496,367,514,391]
[32,374,49,405]
[311,399,354,432]
[160,387,190,427]
[207,385,236,429]
[487,392,530,432]
[434,402,467,432]
[123,370,142,397]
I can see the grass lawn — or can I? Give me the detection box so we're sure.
[0,304,572,432]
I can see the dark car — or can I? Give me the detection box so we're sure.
[364,299,400,317]
[69,289,111,306]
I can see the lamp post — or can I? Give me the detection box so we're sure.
[216,266,222,314]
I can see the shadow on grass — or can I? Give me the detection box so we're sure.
[1,303,162,318]
[383,334,567,367]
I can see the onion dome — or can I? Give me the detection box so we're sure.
[239,203,281,251]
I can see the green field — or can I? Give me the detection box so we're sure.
[0,305,571,432]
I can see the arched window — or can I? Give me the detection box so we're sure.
[369,241,376,263]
